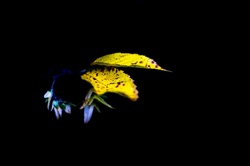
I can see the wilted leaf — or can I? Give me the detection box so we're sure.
[81,67,139,101]
[91,52,170,71]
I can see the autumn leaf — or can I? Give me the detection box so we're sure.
[81,67,139,101]
[90,52,171,72]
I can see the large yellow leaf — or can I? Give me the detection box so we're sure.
[91,52,170,71]
[81,67,139,101]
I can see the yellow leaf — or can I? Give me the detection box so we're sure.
[81,67,139,101]
[91,52,171,71]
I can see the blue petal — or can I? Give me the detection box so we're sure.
[64,105,71,114]
[84,105,94,124]
[54,108,60,119]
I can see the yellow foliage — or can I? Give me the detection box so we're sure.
[81,67,139,101]
[91,52,170,71]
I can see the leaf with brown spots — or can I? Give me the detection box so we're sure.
[81,67,139,101]
[90,52,171,72]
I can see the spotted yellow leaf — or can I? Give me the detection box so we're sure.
[81,67,139,101]
[91,52,171,71]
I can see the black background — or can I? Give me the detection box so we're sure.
[6,0,222,161]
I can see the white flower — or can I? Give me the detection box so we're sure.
[44,90,53,98]
[44,90,53,110]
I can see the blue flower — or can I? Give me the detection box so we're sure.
[44,90,74,119]
[84,105,94,124]
[81,88,114,123]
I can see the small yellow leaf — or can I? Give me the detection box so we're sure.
[81,67,139,101]
[91,52,170,71]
